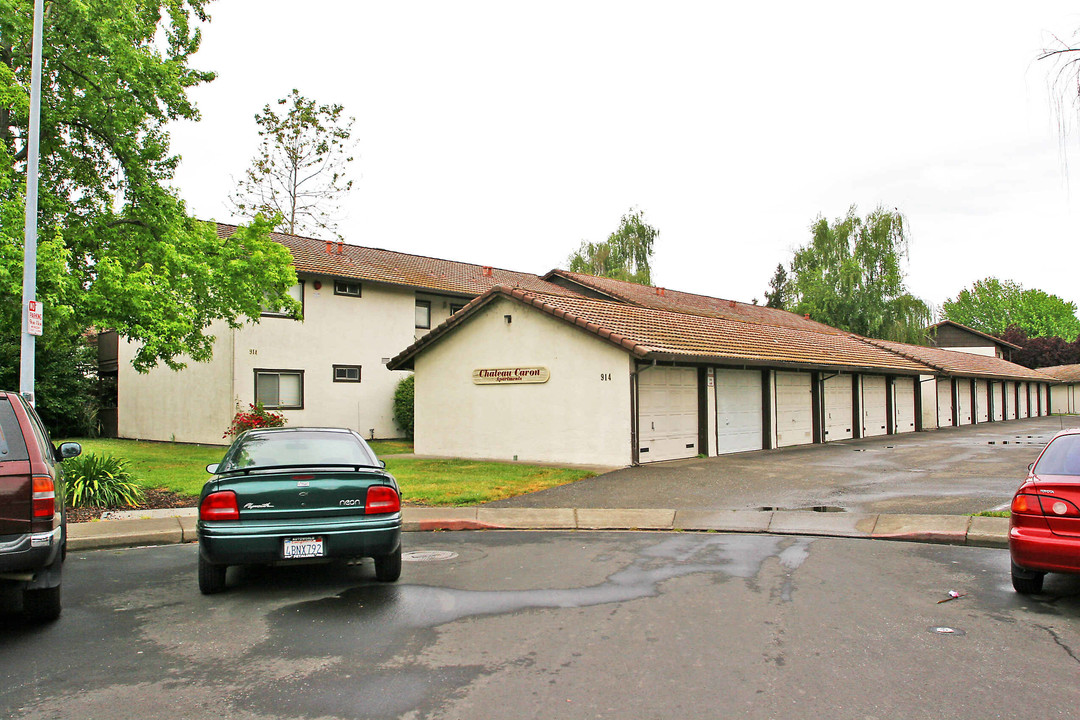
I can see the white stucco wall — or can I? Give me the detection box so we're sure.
[117,275,441,444]
[413,297,634,466]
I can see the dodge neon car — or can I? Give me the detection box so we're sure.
[196,427,402,594]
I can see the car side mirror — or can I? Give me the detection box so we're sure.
[1028,462,1035,472]
[380,459,386,469]
[206,463,219,474]
[58,442,82,460]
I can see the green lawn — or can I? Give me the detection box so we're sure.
[62,438,592,506]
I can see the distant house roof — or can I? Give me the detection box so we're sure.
[863,338,1053,382]
[214,223,575,298]
[925,320,1022,351]
[543,270,844,334]
[389,286,934,375]
[1039,364,1080,383]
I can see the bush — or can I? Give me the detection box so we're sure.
[224,402,286,438]
[62,453,144,508]
[393,375,414,438]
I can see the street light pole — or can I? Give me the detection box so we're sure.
[20,0,45,403]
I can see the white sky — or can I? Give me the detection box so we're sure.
[170,1,1080,313]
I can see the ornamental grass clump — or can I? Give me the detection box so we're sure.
[63,453,144,508]
[224,402,287,438]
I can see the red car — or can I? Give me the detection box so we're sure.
[1009,427,1080,594]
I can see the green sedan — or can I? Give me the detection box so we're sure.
[196,427,402,594]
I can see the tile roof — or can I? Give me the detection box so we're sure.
[214,223,576,298]
[389,286,934,374]
[542,270,844,334]
[861,338,1055,382]
[925,320,1022,350]
[1039,364,1080,383]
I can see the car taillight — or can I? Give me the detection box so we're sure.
[365,485,400,514]
[32,475,55,519]
[200,491,239,521]
[1012,494,1039,514]
[1038,496,1080,518]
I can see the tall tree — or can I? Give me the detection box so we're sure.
[787,205,930,343]
[230,89,356,238]
[764,263,788,309]
[0,0,299,384]
[567,208,657,285]
[942,278,1080,339]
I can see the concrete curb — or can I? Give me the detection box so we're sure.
[66,507,1011,552]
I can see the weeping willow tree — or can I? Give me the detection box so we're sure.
[786,205,931,343]
[567,208,657,285]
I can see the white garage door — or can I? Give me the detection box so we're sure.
[1018,383,1029,418]
[638,366,699,463]
[862,375,888,437]
[823,374,853,442]
[990,382,1003,421]
[1039,384,1048,416]
[936,379,953,427]
[956,380,972,425]
[775,372,813,447]
[1005,382,1016,419]
[975,380,990,423]
[893,377,916,434]
[715,369,763,454]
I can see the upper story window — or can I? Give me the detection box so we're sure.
[415,300,431,329]
[334,281,361,297]
[333,365,361,383]
[255,370,304,409]
[450,303,466,315]
[261,281,304,319]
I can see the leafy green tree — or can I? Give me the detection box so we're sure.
[0,0,299,379]
[764,263,789,309]
[787,205,931,342]
[567,208,657,285]
[230,89,356,238]
[942,278,1080,339]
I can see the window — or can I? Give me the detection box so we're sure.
[255,370,304,409]
[262,281,304,318]
[450,303,465,315]
[333,365,361,383]
[334,281,361,297]
[415,300,431,329]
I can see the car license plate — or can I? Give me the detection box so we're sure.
[283,536,324,559]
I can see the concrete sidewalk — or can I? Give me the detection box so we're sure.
[66,506,1010,552]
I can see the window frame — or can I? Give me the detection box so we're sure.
[261,280,305,319]
[253,369,305,410]
[334,280,362,298]
[415,299,432,329]
[450,303,466,315]
[333,365,362,383]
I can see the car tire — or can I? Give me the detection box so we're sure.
[374,546,402,582]
[198,554,228,595]
[1011,562,1045,594]
[23,585,61,622]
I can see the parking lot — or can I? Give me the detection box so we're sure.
[488,416,1075,515]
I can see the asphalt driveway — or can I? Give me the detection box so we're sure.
[487,416,1077,515]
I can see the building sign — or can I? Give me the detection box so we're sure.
[27,300,43,336]
[472,367,550,385]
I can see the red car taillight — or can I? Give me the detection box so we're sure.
[32,475,55,519]
[1012,494,1040,514]
[200,491,240,521]
[365,485,400,514]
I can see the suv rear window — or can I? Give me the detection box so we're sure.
[0,397,30,462]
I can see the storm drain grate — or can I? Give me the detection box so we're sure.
[402,550,459,562]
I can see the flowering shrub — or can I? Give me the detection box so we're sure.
[224,402,287,438]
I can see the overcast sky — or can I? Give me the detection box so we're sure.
[169,1,1080,313]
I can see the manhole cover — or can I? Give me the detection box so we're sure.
[929,626,966,636]
[402,550,459,562]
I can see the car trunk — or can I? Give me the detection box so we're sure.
[223,468,391,521]
[1032,475,1080,538]
[0,460,33,535]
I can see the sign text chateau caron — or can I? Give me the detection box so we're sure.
[472,367,550,385]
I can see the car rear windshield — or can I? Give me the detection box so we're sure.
[1034,435,1080,477]
[0,397,29,462]
[221,431,378,471]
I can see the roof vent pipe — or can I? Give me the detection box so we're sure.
[656,287,665,297]
[325,241,333,254]
[336,241,343,255]
[482,266,493,277]
[804,314,810,320]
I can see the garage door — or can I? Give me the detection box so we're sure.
[1018,383,1029,418]
[893,377,916,434]
[775,372,813,447]
[975,380,990,423]
[956,380,972,425]
[990,382,1004,421]
[862,375,888,437]
[1005,382,1016,419]
[936,379,953,427]
[823,374,853,442]
[1039,384,1048,416]
[715,369,763,454]
[638,366,698,463]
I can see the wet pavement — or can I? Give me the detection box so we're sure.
[486,417,1075,515]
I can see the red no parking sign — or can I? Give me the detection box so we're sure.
[27,300,42,336]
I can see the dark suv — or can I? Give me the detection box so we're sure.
[0,391,81,621]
